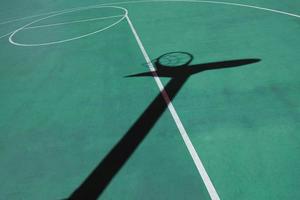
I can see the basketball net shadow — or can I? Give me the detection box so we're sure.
[67,52,260,199]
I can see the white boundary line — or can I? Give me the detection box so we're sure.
[108,0,300,18]
[125,14,220,200]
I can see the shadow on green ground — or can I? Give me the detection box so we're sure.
[67,52,260,199]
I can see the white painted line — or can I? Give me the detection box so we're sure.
[8,6,128,47]
[0,32,13,39]
[26,15,124,30]
[108,0,300,18]
[0,15,123,40]
[125,14,220,200]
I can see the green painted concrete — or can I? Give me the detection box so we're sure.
[0,1,300,199]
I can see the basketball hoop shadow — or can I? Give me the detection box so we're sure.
[67,52,260,199]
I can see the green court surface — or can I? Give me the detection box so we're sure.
[1,0,300,199]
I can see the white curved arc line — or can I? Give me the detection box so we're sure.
[8,6,128,47]
[108,0,300,18]
[25,15,124,30]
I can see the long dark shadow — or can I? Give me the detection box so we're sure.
[68,52,260,199]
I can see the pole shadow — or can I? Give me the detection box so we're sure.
[67,52,260,199]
